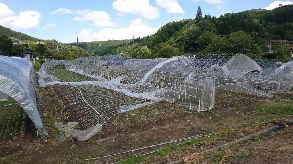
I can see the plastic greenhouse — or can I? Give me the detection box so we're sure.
[0,55,47,137]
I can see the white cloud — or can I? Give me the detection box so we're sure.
[112,0,159,19]
[73,10,115,27]
[264,1,293,10]
[191,0,223,4]
[0,3,14,17]
[47,23,56,27]
[52,8,115,27]
[205,0,223,4]
[117,13,124,17]
[0,3,41,30]
[51,8,73,14]
[155,0,184,14]
[76,18,159,42]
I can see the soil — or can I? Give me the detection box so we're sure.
[0,89,292,164]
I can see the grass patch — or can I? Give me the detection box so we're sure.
[205,149,225,163]
[118,134,219,163]
[234,151,249,159]
[258,103,293,117]
[50,64,93,82]
[118,156,147,164]
[3,153,19,164]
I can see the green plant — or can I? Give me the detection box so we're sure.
[258,104,293,116]
[49,65,93,82]
[205,149,225,163]
[118,156,146,164]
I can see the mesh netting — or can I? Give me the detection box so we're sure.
[39,54,293,140]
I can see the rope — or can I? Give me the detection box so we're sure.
[85,133,213,161]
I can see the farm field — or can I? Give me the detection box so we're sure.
[1,58,293,163]
[0,84,292,163]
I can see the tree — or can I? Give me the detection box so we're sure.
[227,30,255,55]
[197,31,217,50]
[34,43,47,58]
[177,23,201,52]
[0,35,13,55]
[122,44,154,59]
[157,44,181,58]
[196,20,217,32]
[196,6,203,20]
[204,35,229,55]
[10,44,23,56]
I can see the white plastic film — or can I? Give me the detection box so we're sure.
[0,56,47,137]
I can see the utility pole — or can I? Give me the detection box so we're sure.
[76,30,79,45]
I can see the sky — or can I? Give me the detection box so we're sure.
[0,0,293,43]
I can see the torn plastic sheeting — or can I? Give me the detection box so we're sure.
[0,56,47,137]
[55,122,102,141]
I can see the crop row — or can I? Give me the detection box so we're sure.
[0,99,27,141]
[49,84,146,130]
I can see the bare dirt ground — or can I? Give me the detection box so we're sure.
[0,89,292,164]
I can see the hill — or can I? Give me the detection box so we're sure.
[0,26,92,61]
[69,39,132,56]
[0,25,39,41]
[112,5,293,60]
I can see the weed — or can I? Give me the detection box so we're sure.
[205,149,225,163]
[234,151,249,159]
[3,153,18,164]
[118,155,146,164]
[258,103,293,117]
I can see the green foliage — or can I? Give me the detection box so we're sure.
[176,22,201,52]
[49,64,93,82]
[0,97,28,140]
[0,35,13,55]
[227,30,259,57]
[197,31,217,50]
[70,40,132,56]
[33,59,45,70]
[0,25,38,41]
[118,134,218,163]
[205,149,225,163]
[147,19,192,49]
[196,6,203,20]
[10,44,23,56]
[118,156,146,164]
[122,44,154,59]
[269,42,292,60]
[0,26,93,60]
[113,5,293,60]
[156,44,181,58]
[34,43,47,58]
[258,103,293,116]
[3,5,293,60]
[204,35,229,55]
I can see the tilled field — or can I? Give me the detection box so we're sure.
[0,88,292,164]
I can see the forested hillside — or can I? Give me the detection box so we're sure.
[113,5,293,60]
[69,39,131,56]
[2,5,293,61]
[0,27,92,62]
[0,25,38,41]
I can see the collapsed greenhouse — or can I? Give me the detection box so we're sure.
[0,55,47,137]
[37,54,293,141]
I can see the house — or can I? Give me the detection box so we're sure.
[23,48,33,60]
[13,39,21,45]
